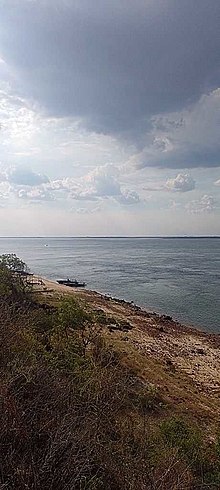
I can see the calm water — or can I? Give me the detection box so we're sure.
[0,237,219,333]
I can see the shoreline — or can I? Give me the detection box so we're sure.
[36,274,219,338]
[32,275,220,418]
[35,276,220,374]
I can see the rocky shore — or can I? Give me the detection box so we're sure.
[35,276,220,422]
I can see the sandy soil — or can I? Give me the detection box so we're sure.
[33,275,220,419]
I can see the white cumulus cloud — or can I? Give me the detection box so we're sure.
[116,189,140,205]
[64,164,140,205]
[185,194,215,214]
[165,173,195,192]
[17,187,53,201]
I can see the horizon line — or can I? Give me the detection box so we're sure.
[0,235,220,239]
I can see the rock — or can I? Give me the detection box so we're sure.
[108,324,119,332]
[197,348,206,355]
[108,320,132,332]
[166,359,173,366]
[161,314,173,322]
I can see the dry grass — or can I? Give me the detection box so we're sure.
[0,272,220,489]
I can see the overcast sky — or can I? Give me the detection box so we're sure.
[0,0,219,236]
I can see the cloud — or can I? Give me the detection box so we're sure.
[0,172,7,182]
[17,187,53,201]
[165,173,195,192]
[0,1,219,234]
[0,0,219,203]
[0,165,52,201]
[61,164,140,205]
[74,206,101,214]
[214,180,220,186]
[185,194,215,214]
[0,182,10,201]
[142,173,195,192]
[84,164,121,197]
[116,189,140,205]
[83,165,140,205]
[7,164,140,206]
[0,1,219,138]
[169,200,182,210]
[8,167,49,186]
[0,88,39,145]
[127,89,220,169]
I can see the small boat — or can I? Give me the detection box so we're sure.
[57,278,86,288]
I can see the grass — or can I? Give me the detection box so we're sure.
[1,259,220,489]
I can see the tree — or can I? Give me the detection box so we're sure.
[0,253,28,273]
[0,254,31,300]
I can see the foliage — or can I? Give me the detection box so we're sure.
[0,253,28,273]
[58,296,90,332]
[58,297,101,356]
[0,253,32,300]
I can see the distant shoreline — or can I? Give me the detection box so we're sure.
[0,236,220,239]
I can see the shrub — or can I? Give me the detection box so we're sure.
[58,297,101,356]
[0,253,32,301]
[0,253,28,273]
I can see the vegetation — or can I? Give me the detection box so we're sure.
[0,253,28,273]
[0,253,31,300]
[0,255,220,489]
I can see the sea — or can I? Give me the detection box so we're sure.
[0,237,219,333]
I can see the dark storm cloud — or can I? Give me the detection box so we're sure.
[0,0,219,138]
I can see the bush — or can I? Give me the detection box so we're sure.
[57,297,101,356]
[0,253,28,273]
[0,253,32,301]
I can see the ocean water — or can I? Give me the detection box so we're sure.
[0,237,219,333]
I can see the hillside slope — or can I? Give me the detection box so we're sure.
[1,270,220,489]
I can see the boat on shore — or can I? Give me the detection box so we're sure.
[57,278,86,288]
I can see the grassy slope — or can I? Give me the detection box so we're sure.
[1,274,220,489]
[43,279,220,426]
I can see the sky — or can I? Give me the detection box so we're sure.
[0,0,219,236]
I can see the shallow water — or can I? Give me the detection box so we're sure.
[0,237,219,333]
